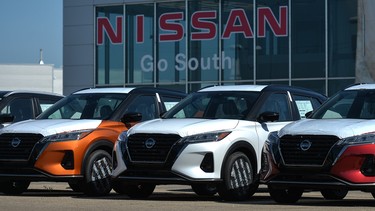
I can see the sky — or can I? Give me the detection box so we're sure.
[0,1,62,67]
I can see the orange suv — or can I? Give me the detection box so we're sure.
[0,87,186,196]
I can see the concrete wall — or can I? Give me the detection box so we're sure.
[63,0,96,95]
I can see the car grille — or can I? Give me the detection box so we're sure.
[279,135,339,166]
[127,133,181,163]
[0,133,43,160]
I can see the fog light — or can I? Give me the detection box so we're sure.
[61,150,74,170]
[200,153,214,172]
[361,155,375,176]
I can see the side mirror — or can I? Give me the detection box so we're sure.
[257,112,279,123]
[121,112,142,124]
[305,111,313,118]
[0,114,14,124]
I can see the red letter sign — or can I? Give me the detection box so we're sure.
[222,9,253,39]
[159,12,184,42]
[97,16,123,45]
[258,6,288,37]
[191,11,217,40]
[136,15,144,43]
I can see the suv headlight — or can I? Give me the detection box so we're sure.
[337,133,375,145]
[40,129,92,143]
[117,131,128,142]
[178,131,231,144]
[266,131,280,146]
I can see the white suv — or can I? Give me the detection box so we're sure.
[112,85,326,201]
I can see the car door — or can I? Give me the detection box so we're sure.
[291,93,325,119]
[34,95,63,116]
[254,92,294,161]
[3,97,34,122]
[124,94,158,121]
[158,93,186,112]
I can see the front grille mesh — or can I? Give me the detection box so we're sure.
[127,133,181,163]
[0,133,43,160]
[280,135,339,166]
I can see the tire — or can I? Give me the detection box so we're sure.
[82,150,113,196]
[120,183,156,199]
[321,189,348,200]
[268,185,303,204]
[191,184,217,196]
[68,180,84,192]
[0,181,30,195]
[112,181,130,195]
[371,191,375,199]
[217,152,257,201]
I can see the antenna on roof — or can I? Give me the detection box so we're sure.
[39,48,44,65]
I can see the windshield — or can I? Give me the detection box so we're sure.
[38,93,128,120]
[163,91,260,120]
[312,89,375,119]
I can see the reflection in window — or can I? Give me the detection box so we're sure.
[291,0,325,78]
[157,2,186,85]
[96,6,124,85]
[188,0,220,92]
[328,0,357,78]
[256,0,289,80]
[222,0,254,83]
[126,4,154,84]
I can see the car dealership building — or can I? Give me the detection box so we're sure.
[63,0,372,96]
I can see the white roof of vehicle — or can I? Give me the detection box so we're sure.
[74,87,135,94]
[199,85,267,92]
[346,84,375,90]
[2,90,64,97]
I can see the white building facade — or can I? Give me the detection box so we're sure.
[0,64,62,95]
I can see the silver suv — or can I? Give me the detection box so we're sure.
[112,85,326,201]
[261,83,375,203]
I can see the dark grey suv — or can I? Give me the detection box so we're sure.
[0,90,64,128]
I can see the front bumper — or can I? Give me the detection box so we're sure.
[112,138,232,184]
[261,142,375,190]
[0,139,86,180]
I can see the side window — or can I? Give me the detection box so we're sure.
[259,93,292,121]
[160,95,184,111]
[38,98,60,115]
[293,94,321,119]
[3,98,34,122]
[125,95,157,121]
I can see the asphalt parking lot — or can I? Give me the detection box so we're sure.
[0,182,374,211]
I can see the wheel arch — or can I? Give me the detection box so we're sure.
[81,139,114,174]
[220,141,257,179]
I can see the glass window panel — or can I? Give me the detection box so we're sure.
[257,93,292,121]
[125,4,154,84]
[157,84,186,93]
[156,2,186,84]
[222,0,254,82]
[328,0,357,77]
[96,6,124,85]
[256,0,289,80]
[291,80,326,96]
[291,0,325,78]
[124,95,157,121]
[188,0,219,82]
[328,79,355,96]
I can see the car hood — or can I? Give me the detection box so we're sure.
[128,118,240,137]
[279,119,375,139]
[0,119,102,136]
